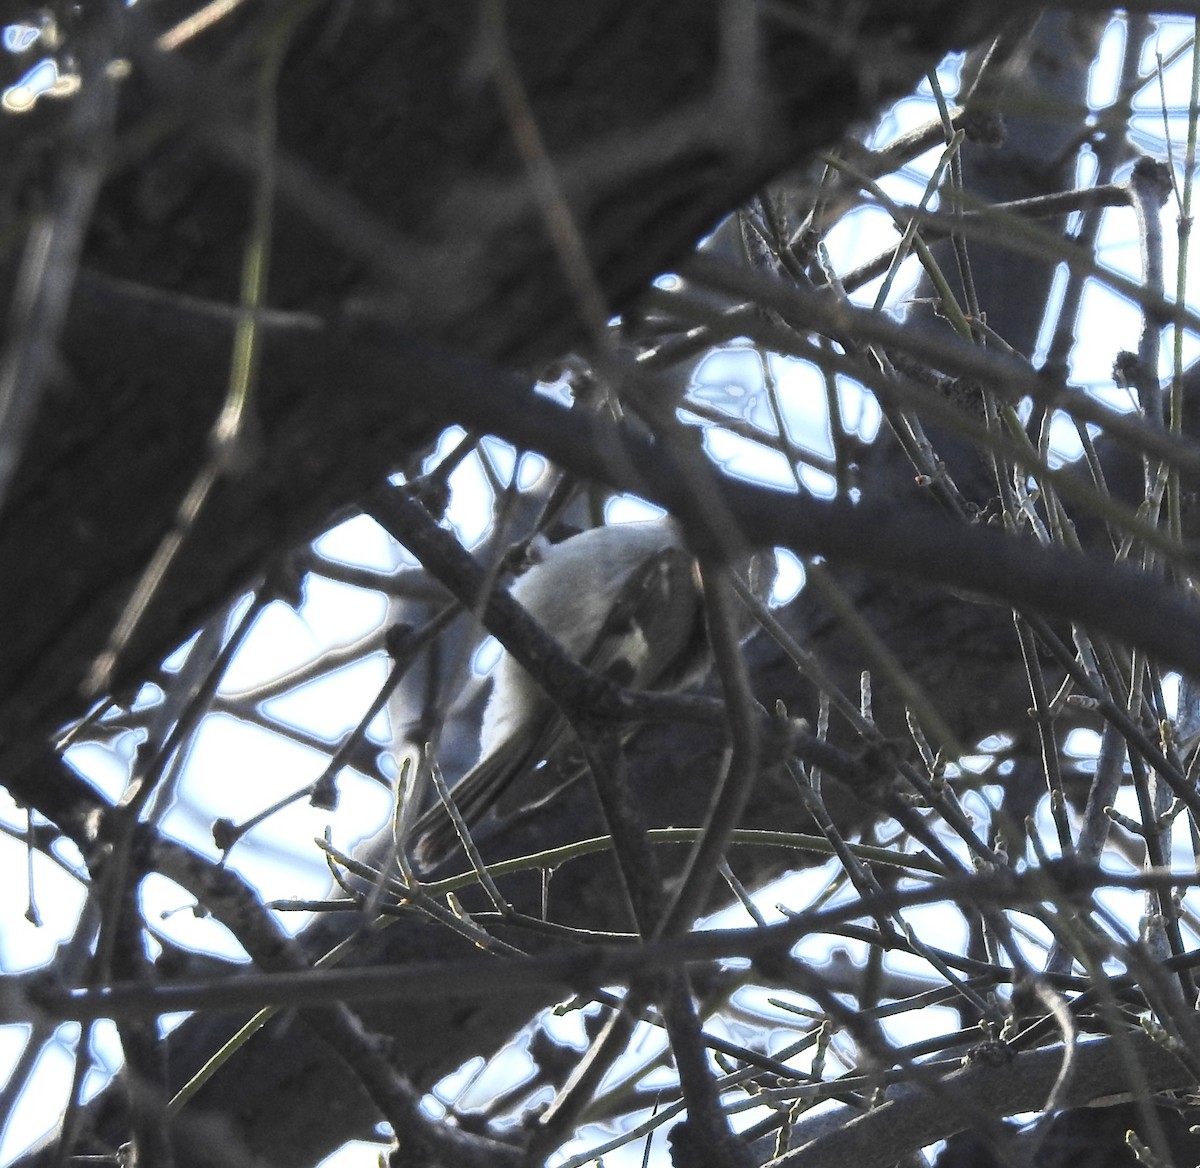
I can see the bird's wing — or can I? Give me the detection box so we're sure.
[411,544,705,870]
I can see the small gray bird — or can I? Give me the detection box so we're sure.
[411,518,763,869]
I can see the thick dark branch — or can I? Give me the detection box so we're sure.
[785,1029,1196,1168]
[0,0,1024,802]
